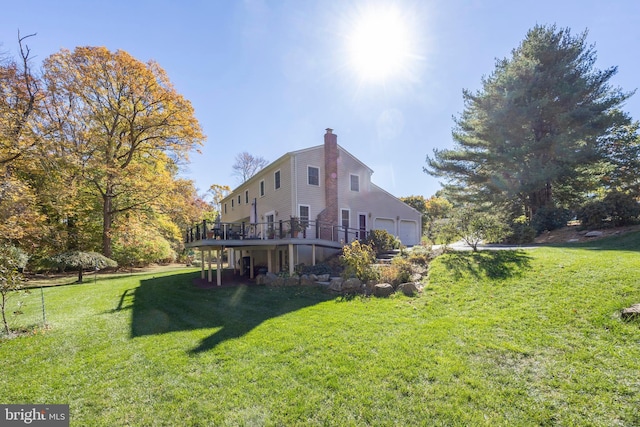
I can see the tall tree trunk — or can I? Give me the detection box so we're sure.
[102,184,114,258]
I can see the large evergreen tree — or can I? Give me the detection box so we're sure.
[426,25,634,219]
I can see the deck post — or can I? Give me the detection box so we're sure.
[217,249,222,286]
[288,244,294,275]
[312,244,316,266]
[249,250,254,279]
[267,249,272,273]
[200,250,205,279]
[207,249,212,283]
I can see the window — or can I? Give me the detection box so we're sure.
[341,209,350,229]
[231,199,234,208]
[308,166,319,186]
[299,205,310,228]
[224,203,227,214]
[274,170,281,190]
[245,190,249,204]
[238,195,241,205]
[350,174,359,192]
[260,180,265,197]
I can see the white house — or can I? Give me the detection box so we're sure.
[186,128,422,284]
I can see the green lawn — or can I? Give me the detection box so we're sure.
[2,233,640,426]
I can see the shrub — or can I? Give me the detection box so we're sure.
[577,200,609,228]
[341,241,378,282]
[406,246,431,266]
[531,206,572,234]
[364,229,398,255]
[295,263,334,276]
[577,192,639,228]
[604,191,640,226]
[506,216,536,244]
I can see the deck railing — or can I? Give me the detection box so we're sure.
[185,218,367,246]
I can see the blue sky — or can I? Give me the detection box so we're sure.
[2,0,639,199]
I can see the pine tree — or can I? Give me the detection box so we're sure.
[426,25,634,219]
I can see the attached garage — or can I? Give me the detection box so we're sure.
[373,217,396,236]
[399,220,419,246]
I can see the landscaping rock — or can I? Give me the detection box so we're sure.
[621,303,640,321]
[328,277,344,292]
[285,276,300,286]
[308,274,318,282]
[317,274,330,282]
[264,272,278,285]
[585,231,604,238]
[342,278,363,293]
[256,274,266,285]
[374,283,394,297]
[398,282,420,297]
[300,275,315,286]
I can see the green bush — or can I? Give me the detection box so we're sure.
[531,207,572,234]
[341,241,378,282]
[364,229,398,255]
[577,192,639,228]
[604,191,640,226]
[506,216,537,244]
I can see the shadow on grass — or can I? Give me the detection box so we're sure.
[128,271,334,354]
[440,250,533,281]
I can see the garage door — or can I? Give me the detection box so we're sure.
[373,218,395,236]
[399,220,418,246]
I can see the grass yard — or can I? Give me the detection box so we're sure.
[1,233,640,426]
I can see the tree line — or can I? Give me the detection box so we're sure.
[1,34,213,269]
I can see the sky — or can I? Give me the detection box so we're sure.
[1,0,639,200]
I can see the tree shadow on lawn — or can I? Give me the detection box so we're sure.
[127,271,334,354]
[440,250,533,281]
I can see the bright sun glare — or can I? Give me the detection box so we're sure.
[346,4,418,84]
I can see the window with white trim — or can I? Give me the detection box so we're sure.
[274,170,281,190]
[299,205,310,228]
[260,180,265,197]
[245,190,249,204]
[308,166,319,186]
[350,174,359,192]
[341,209,350,229]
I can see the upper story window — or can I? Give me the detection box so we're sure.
[238,195,241,205]
[308,166,319,186]
[245,190,249,204]
[350,174,359,192]
[260,180,265,197]
[231,199,234,208]
[274,170,281,190]
[224,203,227,214]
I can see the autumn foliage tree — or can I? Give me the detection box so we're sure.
[39,47,205,257]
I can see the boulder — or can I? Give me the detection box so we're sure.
[317,274,330,282]
[342,278,363,293]
[300,275,315,286]
[584,230,604,238]
[621,303,640,321]
[374,283,394,297]
[308,274,318,282]
[256,274,267,285]
[285,276,300,286]
[398,282,421,297]
[328,277,344,292]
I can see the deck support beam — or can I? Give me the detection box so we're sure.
[200,250,205,280]
[288,244,294,276]
[207,249,212,283]
[217,249,222,286]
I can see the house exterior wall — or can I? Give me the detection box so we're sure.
[220,129,422,246]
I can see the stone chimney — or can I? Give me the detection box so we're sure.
[317,128,339,239]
